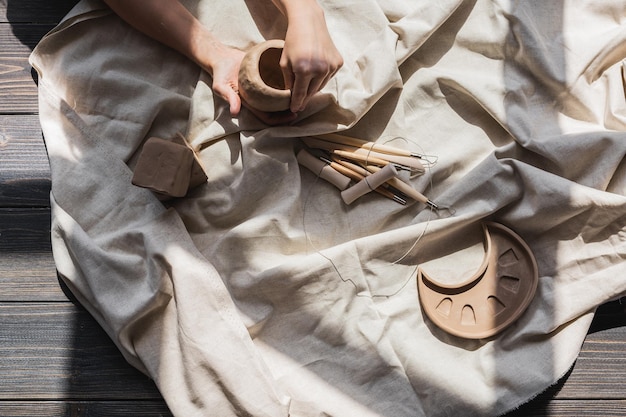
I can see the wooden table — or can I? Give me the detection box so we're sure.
[0,1,171,415]
[1,1,625,416]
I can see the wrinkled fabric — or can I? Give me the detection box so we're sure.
[31,0,626,416]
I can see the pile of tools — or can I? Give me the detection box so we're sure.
[298,133,437,209]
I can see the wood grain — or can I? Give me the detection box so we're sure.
[0,252,64,301]
[557,327,626,399]
[0,302,164,400]
[0,24,53,114]
[0,401,172,417]
[0,115,51,207]
[0,208,51,252]
[506,399,626,417]
[1,0,80,24]
[0,115,48,173]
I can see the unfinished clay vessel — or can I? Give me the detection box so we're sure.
[238,39,291,112]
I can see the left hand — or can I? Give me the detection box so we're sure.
[204,44,246,117]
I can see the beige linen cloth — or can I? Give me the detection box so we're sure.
[31,0,626,416]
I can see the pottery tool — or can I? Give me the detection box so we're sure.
[329,149,413,171]
[303,136,423,172]
[296,148,351,190]
[330,156,370,177]
[341,164,400,205]
[317,132,424,158]
[318,155,406,205]
[366,165,438,210]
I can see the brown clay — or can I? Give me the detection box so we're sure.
[238,39,291,112]
[417,222,539,339]
[172,133,207,189]
[132,135,207,198]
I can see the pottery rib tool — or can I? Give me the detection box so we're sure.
[319,155,406,205]
[341,164,400,205]
[366,165,438,210]
[296,148,351,190]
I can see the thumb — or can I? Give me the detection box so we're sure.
[215,84,242,116]
[227,90,242,116]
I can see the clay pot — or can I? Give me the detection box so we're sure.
[238,39,291,112]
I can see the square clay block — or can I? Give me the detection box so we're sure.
[172,133,208,189]
[132,137,194,198]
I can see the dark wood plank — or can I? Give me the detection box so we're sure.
[0,207,64,300]
[0,22,52,50]
[0,252,66,302]
[555,326,626,399]
[0,24,53,114]
[0,401,172,417]
[503,306,626,415]
[0,301,622,407]
[0,115,51,207]
[589,300,626,334]
[0,115,48,174]
[0,302,164,400]
[506,399,626,417]
[1,0,80,24]
[0,208,51,252]
[1,400,626,417]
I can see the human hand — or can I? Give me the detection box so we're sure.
[206,44,298,125]
[205,44,246,117]
[280,3,343,113]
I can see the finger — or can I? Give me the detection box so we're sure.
[214,84,242,116]
[316,68,337,92]
[293,76,324,113]
[306,75,325,98]
[228,91,242,116]
[280,56,294,91]
[290,73,313,113]
[296,70,331,112]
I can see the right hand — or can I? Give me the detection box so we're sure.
[279,3,343,113]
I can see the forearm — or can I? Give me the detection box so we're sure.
[103,0,224,72]
[270,0,325,19]
[270,0,342,112]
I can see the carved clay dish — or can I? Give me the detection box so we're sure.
[417,222,539,339]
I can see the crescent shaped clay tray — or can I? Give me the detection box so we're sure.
[417,222,539,339]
